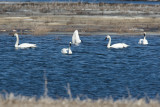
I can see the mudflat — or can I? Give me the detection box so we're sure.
[0,2,160,35]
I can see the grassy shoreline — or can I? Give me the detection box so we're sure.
[0,2,160,35]
[0,93,160,107]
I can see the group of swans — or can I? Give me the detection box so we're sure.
[13,30,81,54]
[13,31,148,53]
[105,32,148,49]
[61,30,81,54]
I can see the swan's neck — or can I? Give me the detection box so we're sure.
[69,44,71,50]
[68,44,72,54]
[144,34,146,40]
[15,35,19,47]
[107,37,111,48]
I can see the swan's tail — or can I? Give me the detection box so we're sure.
[32,44,37,48]
[123,44,129,48]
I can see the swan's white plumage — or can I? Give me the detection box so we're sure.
[105,35,129,49]
[110,43,129,48]
[13,33,37,49]
[17,43,36,48]
[72,30,81,45]
[138,32,148,45]
[61,42,72,54]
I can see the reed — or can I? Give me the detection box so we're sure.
[0,91,160,107]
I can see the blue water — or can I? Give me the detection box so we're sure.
[0,34,160,100]
[1,0,160,5]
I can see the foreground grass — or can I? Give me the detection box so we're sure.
[0,73,159,107]
[0,94,160,107]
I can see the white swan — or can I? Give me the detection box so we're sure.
[105,35,129,49]
[138,32,148,45]
[61,42,72,54]
[72,30,81,45]
[13,33,37,49]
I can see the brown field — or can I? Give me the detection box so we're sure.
[0,2,160,35]
[1,16,160,35]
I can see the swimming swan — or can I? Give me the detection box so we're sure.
[138,32,148,45]
[105,35,129,49]
[13,33,37,49]
[61,42,72,54]
[72,30,81,45]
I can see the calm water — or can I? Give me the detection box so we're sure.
[0,34,160,100]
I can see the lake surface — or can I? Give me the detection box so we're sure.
[0,34,160,100]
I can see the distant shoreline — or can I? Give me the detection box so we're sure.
[1,0,160,5]
[0,2,160,35]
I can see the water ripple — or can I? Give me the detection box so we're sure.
[0,34,160,99]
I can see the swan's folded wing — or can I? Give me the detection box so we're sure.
[138,39,143,44]
[122,43,129,47]
[68,48,72,54]
[75,32,81,44]
[143,39,148,45]
[72,31,76,44]
[111,43,128,48]
[61,48,68,54]
[19,43,37,48]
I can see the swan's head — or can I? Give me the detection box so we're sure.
[105,35,110,40]
[144,32,146,36]
[69,42,72,46]
[75,30,78,32]
[13,33,18,37]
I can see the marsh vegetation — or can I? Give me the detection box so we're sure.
[0,2,160,35]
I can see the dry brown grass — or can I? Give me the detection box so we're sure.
[1,16,160,35]
[32,24,51,35]
[0,2,160,34]
[0,93,160,107]
[0,2,160,16]
[0,79,160,107]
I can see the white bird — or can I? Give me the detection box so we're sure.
[105,35,129,49]
[138,32,148,45]
[61,42,72,54]
[13,33,37,49]
[72,30,81,45]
